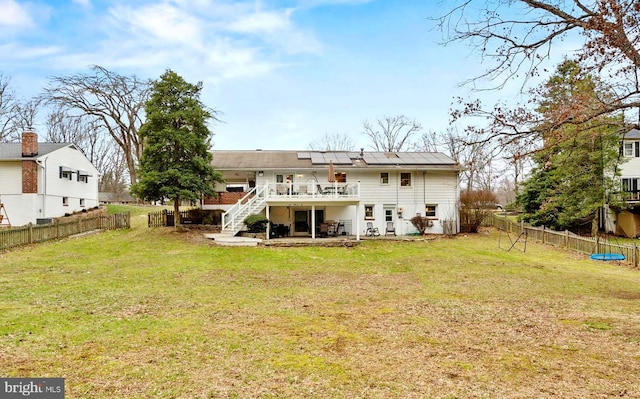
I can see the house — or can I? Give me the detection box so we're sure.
[620,128,640,202]
[0,131,99,227]
[615,128,640,236]
[203,149,461,239]
[99,191,135,205]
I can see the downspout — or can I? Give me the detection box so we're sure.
[423,171,426,210]
[35,157,48,219]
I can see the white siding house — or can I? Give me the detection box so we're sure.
[620,128,640,202]
[204,149,461,239]
[0,132,99,227]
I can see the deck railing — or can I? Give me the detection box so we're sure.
[264,182,359,199]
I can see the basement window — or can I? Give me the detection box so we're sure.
[63,197,69,206]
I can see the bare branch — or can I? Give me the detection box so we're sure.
[362,115,422,152]
[41,65,150,184]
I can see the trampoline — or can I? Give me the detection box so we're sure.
[590,253,625,261]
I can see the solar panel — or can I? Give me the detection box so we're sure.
[297,152,311,159]
[310,153,325,164]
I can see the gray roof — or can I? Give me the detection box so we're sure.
[624,129,640,139]
[0,143,71,160]
[211,150,460,171]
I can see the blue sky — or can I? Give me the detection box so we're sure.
[0,0,525,150]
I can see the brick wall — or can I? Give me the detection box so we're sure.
[22,160,38,193]
[204,192,250,205]
[22,132,38,157]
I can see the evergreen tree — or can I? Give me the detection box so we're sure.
[132,70,223,225]
[517,60,624,233]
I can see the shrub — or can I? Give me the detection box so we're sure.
[244,214,269,233]
[410,215,432,235]
[459,189,498,233]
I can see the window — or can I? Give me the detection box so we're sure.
[276,174,293,183]
[334,172,347,183]
[624,142,634,157]
[364,205,374,220]
[425,204,437,217]
[384,208,394,222]
[62,197,69,206]
[80,199,85,207]
[400,172,412,187]
[380,172,389,185]
[78,175,88,183]
[59,166,73,180]
[622,178,639,192]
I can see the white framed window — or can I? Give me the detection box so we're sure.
[80,198,85,207]
[276,174,293,183]
[622,178,639,192]
[400,172,412,187]
[380,172,389,185]
[63,197,69,206]
[425,204,437,217]
[624,142,634,157]
[364,205,374,220]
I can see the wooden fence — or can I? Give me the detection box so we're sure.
[0,212,130,251]
[491,214,639,267]
[147,209,222,227]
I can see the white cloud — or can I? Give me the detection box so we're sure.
[0,0,34,29]
[229,9,293,34]
[72,0,91,7]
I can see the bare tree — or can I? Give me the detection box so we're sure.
[437,1,640,142]
[42,65,150,184]
[413,130,442,153]
[45,109,129,194]
[0,74,18,142]
[362,115,422,152]
[309,133,356,151]
[13,97,41,132]
[445,128,496,192]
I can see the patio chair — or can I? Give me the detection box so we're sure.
[365,222,380,237]
[385,221,396,236]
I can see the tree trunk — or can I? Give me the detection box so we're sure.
[592,210,599,238]
[174,199,181,227]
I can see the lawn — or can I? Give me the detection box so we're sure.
[1,206,639,398]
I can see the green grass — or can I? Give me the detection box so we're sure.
[1,205,639,398]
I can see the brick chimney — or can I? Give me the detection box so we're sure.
[22,131,38,157]
[21,131,38,194]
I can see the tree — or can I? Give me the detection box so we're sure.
[438,1,640,143]
[0,74,18,142]
[42,65,149,184]
[131,70,223,225]
[516,60,624,233]
[415,127,496,192]
[45,109,124,192]
[309,133,355,151]
[362,115,421,151]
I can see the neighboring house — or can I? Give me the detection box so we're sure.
[203,149,461,239]
[0,131,99,227]
[99,191,135,205]
[620,128,640,202]
[616,128,640,236]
